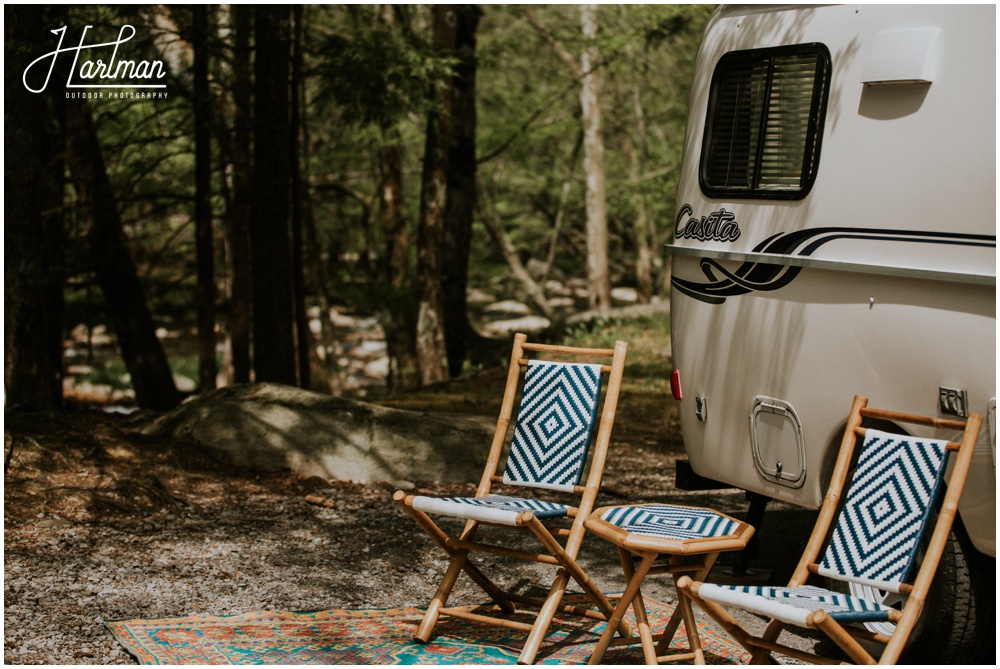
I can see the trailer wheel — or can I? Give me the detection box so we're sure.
[834,522,993,663]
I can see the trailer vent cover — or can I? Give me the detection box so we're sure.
[749,396,807,488]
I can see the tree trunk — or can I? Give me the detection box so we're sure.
[442,5,482,379]
[375,6,418,392]
[542,130,584,284]
[626,43,653,303]
[380,134,419,391]
[290,5,310,389]
[415,5,456,387]
[65,100,181,410]
[228,4,253,384]
[579,4,612,315]
[250,5,297,386]
[193,5,218,391]
[4,6,67,409]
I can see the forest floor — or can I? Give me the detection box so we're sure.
[4,321,830,665]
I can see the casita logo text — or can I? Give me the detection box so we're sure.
[23,25,166,94]
[674,204,741,243]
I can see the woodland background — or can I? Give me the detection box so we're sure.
[5,4,713,412]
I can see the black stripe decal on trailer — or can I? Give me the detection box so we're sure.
[669,228,997,304]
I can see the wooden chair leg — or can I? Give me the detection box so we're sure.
[523,514,630,638]
[675,585,705,665]
[518,569,571,665]
[415,549,468,643]
[588,551,657,665]
[653,554,717,657]
[677,576,761,658]
[623,551,658,666]
[749,618,784,664]
[396,492,514,614]
[810,610,876,665]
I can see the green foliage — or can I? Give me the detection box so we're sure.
[311,6,452,129]
[50,4,714,392]
[471,5,714,286]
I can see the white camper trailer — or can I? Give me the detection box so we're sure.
[668,4,995,662]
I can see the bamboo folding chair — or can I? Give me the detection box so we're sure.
[678,395,983,665]
[393,333,630,665]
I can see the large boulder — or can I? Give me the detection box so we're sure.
[142,383,495,483]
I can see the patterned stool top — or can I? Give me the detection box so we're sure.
[600,505,741,541]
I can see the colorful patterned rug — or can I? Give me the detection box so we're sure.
[107,595,750,664]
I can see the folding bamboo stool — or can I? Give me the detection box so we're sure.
[584,504,754,664]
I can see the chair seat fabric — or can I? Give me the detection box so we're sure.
[697,583,893,627]
[600,504,741,541]
[411,494,570,526]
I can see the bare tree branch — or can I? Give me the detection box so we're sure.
[477,172,552,318]
[523,8,582,78]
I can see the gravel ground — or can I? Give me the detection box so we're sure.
[4,406,829,665]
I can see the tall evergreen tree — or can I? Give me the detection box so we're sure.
[442,5,482,379]
[65,99,181,410]
[5,6,68,409]
[228,4,254,384]
[415,5,457,386]
[192,5,217,391]
[249,5,297,385]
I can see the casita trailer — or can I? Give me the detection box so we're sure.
[668,5,995,662]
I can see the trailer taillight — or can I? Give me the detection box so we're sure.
[670,370,683,400]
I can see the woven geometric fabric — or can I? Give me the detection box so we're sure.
[819,429,949,591]
[503,361,603,493]
[600,505,740,540]
[106,595,752,665]
[411,494,570,526]
[697,584,893,626]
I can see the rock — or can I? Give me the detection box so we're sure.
[141,383,494,483]
[38,517,72,529]
[482,300,532,319]
[364,357,389,379]
[482,315,551,336]
[611,286,639,305]
[300,475,332,491]
[524,257,547,279]
[173,374,197,393]
[544,280,572,298]
[349,341,387,359]
[466,287,495,305]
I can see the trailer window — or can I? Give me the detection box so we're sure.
[701,44,831,200]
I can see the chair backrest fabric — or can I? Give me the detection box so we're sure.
[817,428,950,593]
[502,360,604,493]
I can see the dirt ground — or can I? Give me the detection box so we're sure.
[4,399,826,665]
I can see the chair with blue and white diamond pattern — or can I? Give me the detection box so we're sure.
[393,333,630,664]
[678,395,983,664]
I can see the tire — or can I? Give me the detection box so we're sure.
[837,522,994,664]
[897,522,994,664]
